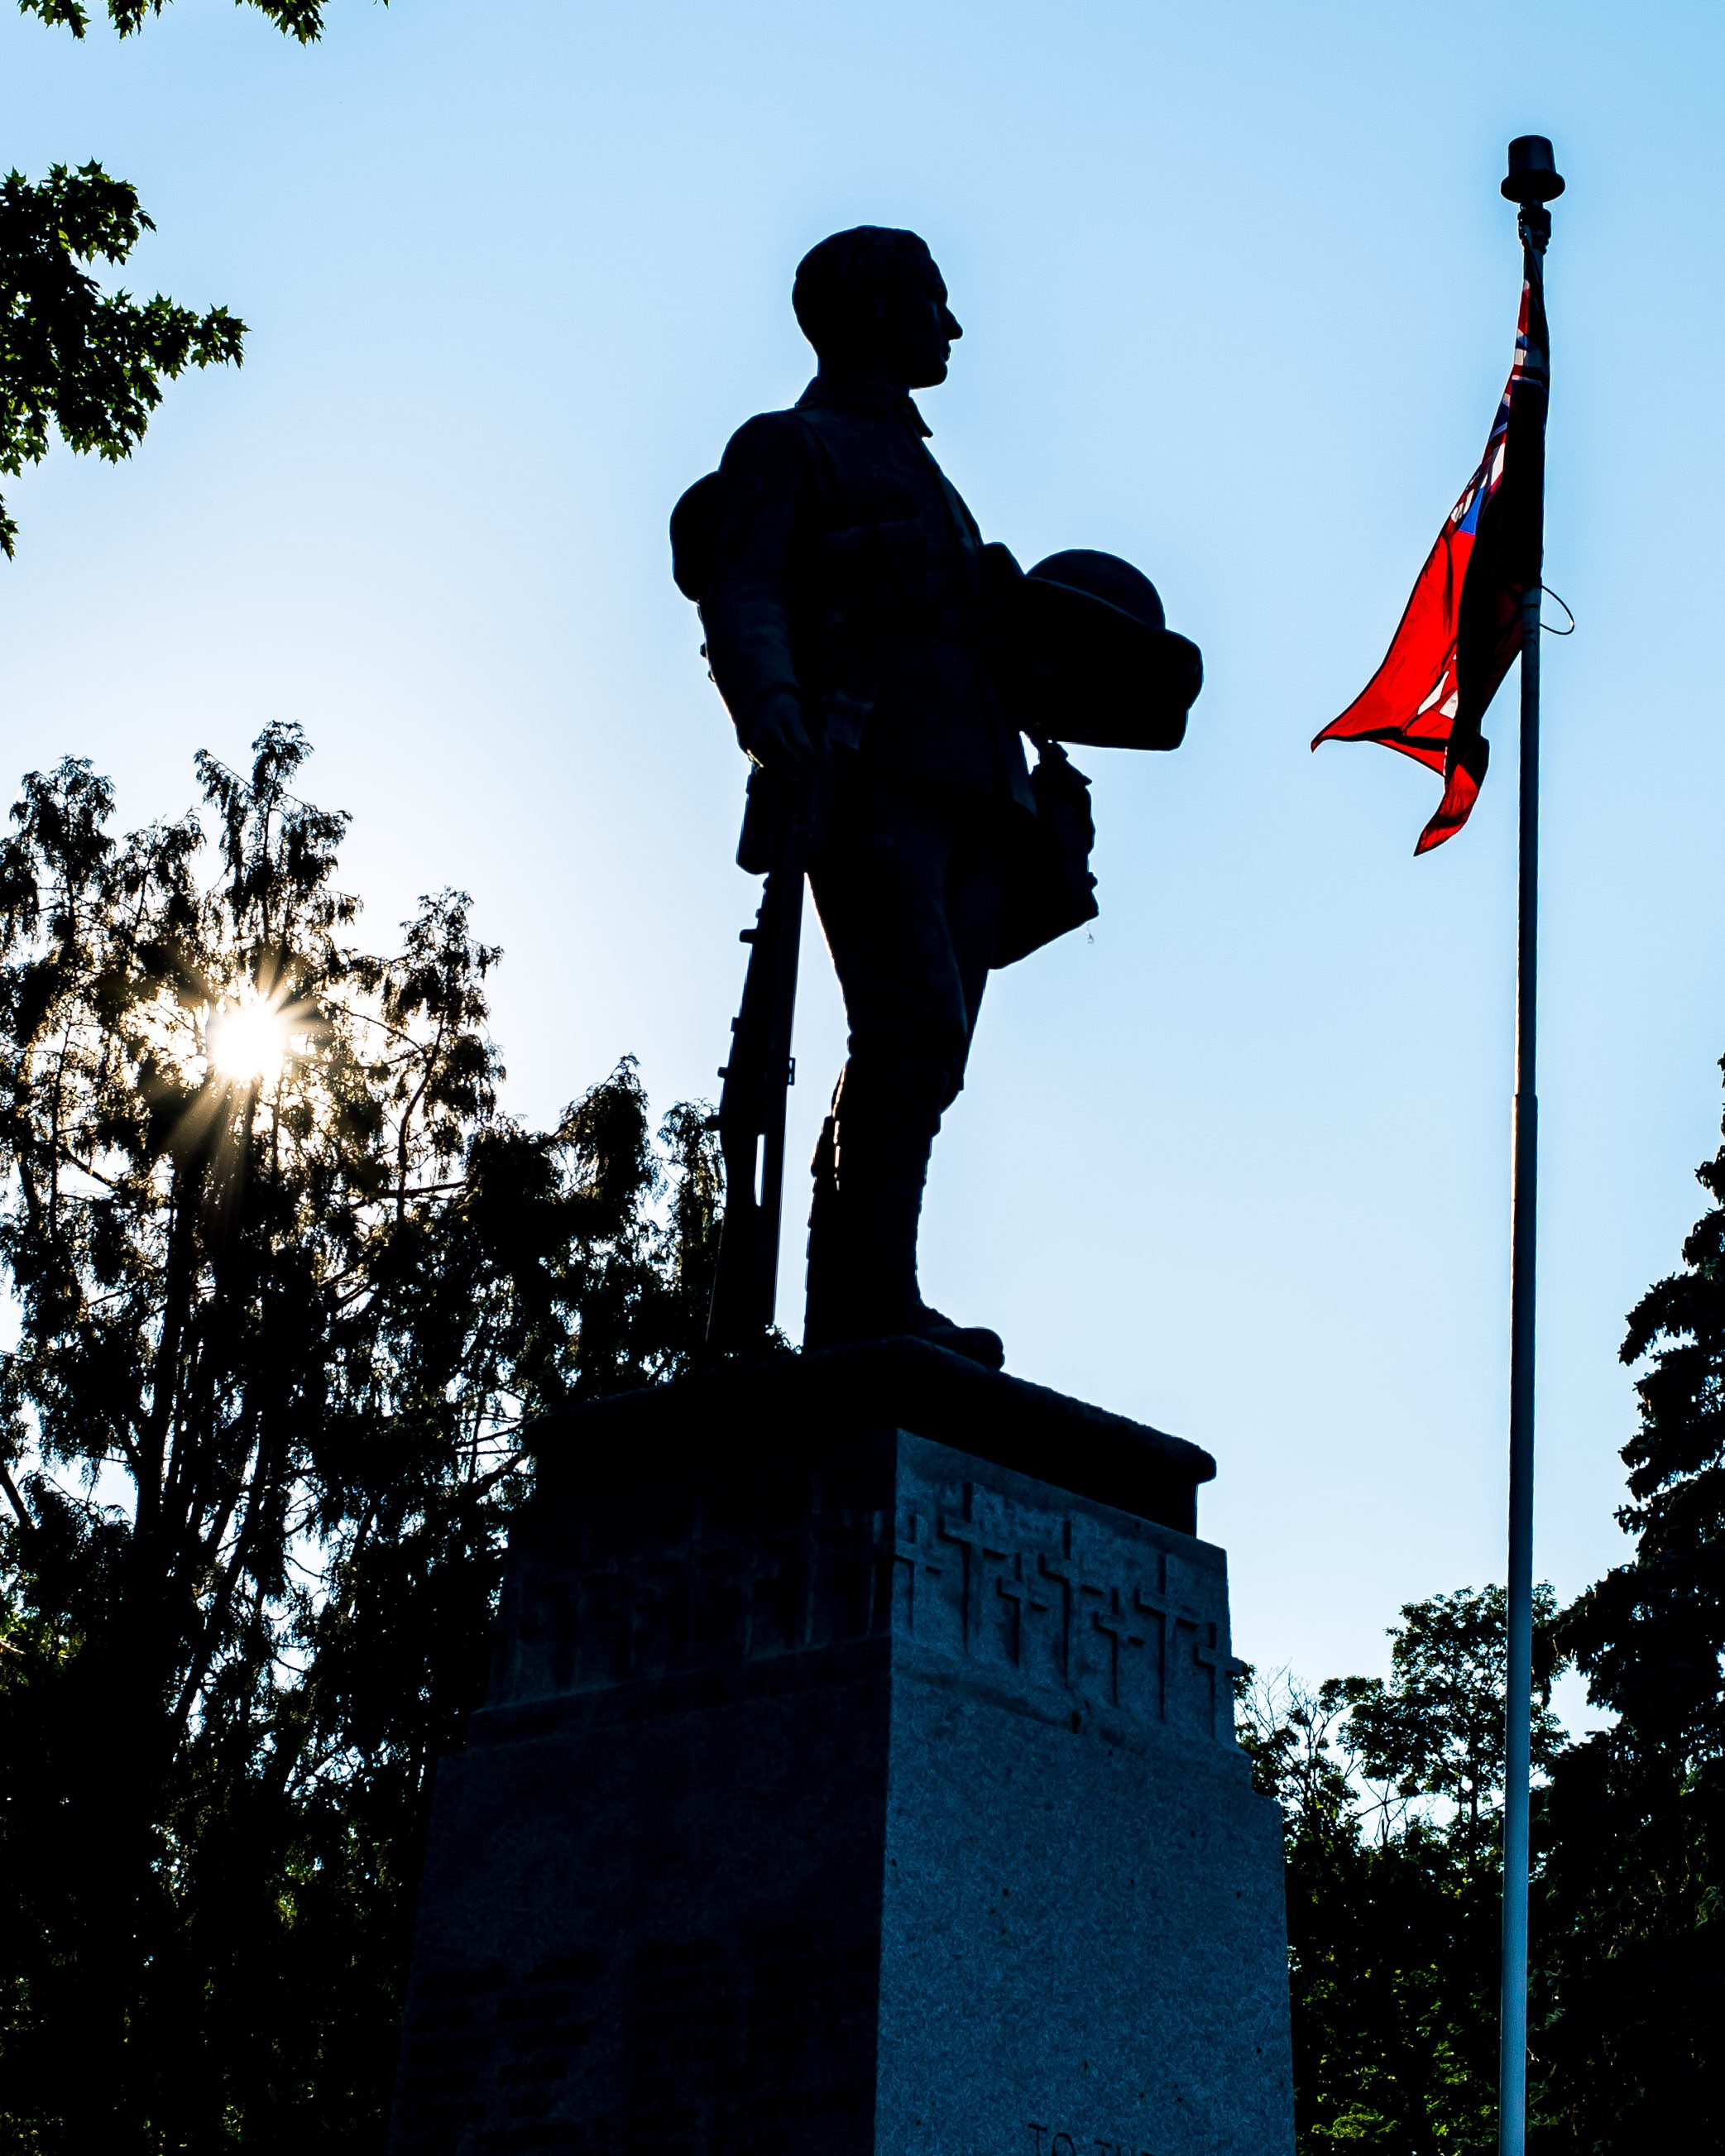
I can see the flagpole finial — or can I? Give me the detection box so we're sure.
[1502,137,1564,204]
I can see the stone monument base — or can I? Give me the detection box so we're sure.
[391,1340,1294,2156]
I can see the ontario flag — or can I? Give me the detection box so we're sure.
[1314,252,1549,852]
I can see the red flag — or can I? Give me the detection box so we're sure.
[1315,260,1549,853]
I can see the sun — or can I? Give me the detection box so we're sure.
[206,995,290,1087]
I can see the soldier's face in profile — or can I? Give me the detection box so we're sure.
[874,256,963,390]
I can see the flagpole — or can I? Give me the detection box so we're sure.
[1497,133,1560,2156]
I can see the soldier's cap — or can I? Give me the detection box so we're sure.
[1027,549,1167,635]
[1007,549,1202,754]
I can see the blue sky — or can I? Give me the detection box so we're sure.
[2,0,1719,1698]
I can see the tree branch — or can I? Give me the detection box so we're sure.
[0,1462,36,1539]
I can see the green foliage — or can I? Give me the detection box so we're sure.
[9,0,364,551]
[17,0,345,41]
[1533,1062,1725,2148]
[0,728,721,2151]
[0,162,244,555]
[1330,1584,1564,1857]
[1239,1584,1563,2154]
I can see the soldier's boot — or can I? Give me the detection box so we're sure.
[803,1110,1003,1371]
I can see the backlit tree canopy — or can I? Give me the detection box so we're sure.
[0,726,721,2147]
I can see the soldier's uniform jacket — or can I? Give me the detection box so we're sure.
[702,378,1035,814]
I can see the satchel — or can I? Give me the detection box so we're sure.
[992,739,1099,968]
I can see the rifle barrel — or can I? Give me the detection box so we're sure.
[706,788,814,1352]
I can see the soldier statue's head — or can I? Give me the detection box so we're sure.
[792,226,962,391]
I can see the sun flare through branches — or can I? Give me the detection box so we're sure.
[204,992,294,1087]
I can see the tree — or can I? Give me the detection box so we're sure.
[19,0,341,41]
[1240,1585,1562,2153]
[0,726,721,2151]
[7,0,380,555]
[1333,1585,1565,1866]
[0,162,244,556]
[1536,1068,1725,2149]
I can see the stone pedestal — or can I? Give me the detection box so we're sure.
[391,1341,1294,2156]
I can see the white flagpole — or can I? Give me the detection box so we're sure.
[1497,132,1560,2156]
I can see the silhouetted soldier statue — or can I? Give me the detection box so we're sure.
[674,226,1201,1369]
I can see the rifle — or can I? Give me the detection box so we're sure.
[704,777,818,1353]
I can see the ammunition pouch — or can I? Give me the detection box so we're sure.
[992,740,1099,968]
